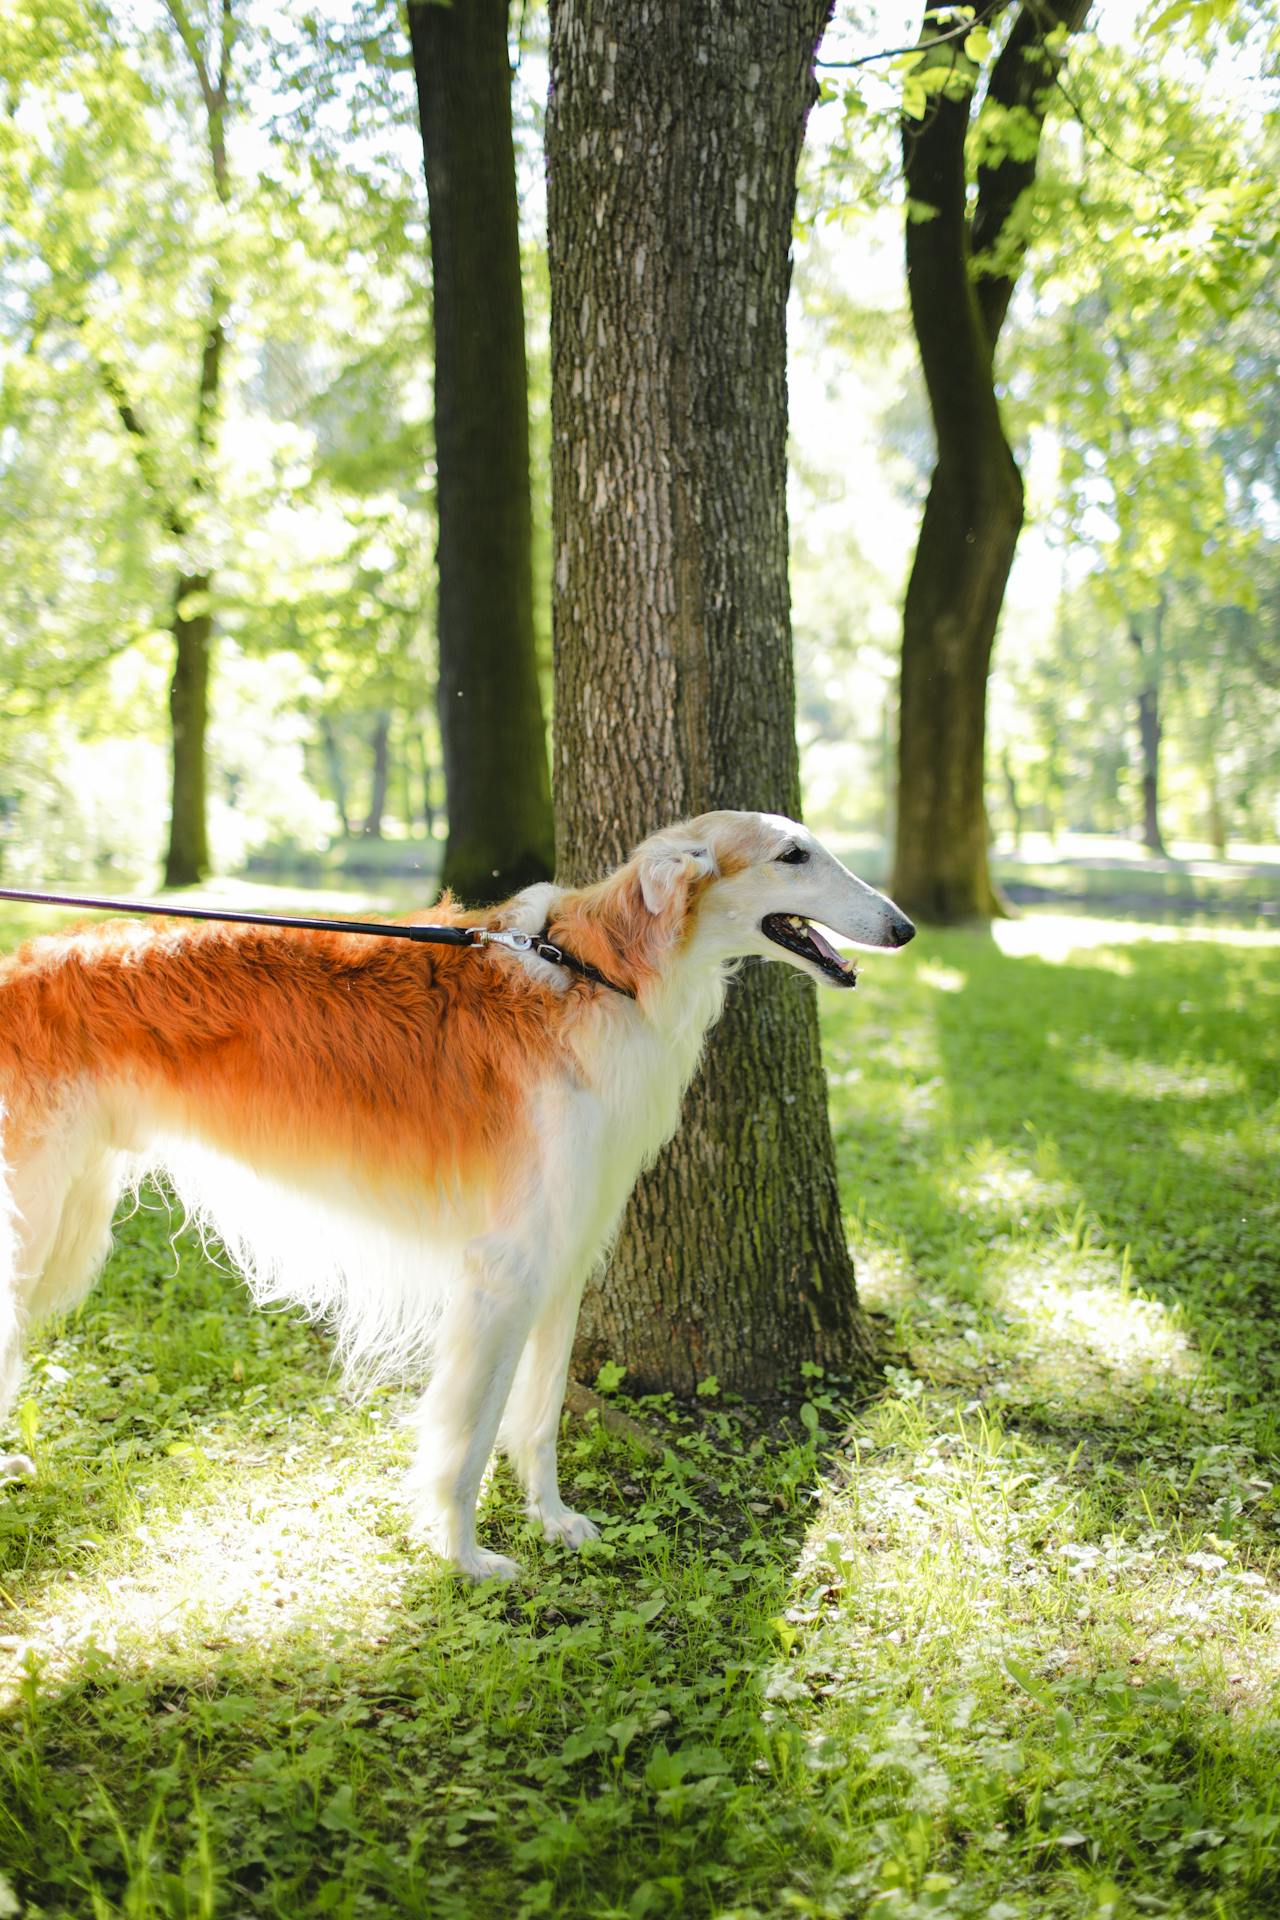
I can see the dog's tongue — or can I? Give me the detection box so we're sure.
[808,925,853,974]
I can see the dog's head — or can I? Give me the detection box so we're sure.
[632,810,914,989]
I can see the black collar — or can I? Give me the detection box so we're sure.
[533,924,635,998]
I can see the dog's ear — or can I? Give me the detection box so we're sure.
[637,839,717,918]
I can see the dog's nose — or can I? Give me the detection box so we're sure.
[890,911,916,948]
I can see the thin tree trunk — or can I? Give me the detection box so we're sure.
[319,714,352,837]
[162,307,224,888]
[161,0,234,888]
[362,711,391,839]
[407,0,554,906]
[892,0,1088,923]
[1129,616,1166,856]
[415,729,437,838]
[1206,761,1227,860]
[163,571,212,886]
[548,0,876,1397]
[1002,746,1023,849]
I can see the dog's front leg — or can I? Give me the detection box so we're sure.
[404,1234,540,1582]
[499,1276,599,1550]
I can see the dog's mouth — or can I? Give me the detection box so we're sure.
[761,913,857,987]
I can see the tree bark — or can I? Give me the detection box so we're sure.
[892,0,1089,923]
[547,0,877,1397]
[407,0,555,907]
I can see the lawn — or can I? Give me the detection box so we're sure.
[1,907,1278,1919]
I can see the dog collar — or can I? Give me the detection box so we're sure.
[471,924,634,998]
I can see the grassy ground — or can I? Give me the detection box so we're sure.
[1,906,1278,1919]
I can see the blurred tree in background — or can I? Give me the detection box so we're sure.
[0,0,432,886]
[407,0,554,906]
[892,0,1089,925]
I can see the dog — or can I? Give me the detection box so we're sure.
[0,810,913,1580]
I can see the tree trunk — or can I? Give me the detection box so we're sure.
[1206,766,1227,860]
[362,711,391,839]
[160,0,235,888]
[1129,617,1166,856]
[547,0,876,1397]
[896,454,1023,920]
[415,728,437,838]
[1001,746,1023,849]
[163,570,212,887]
[407,0,555,907]
[892,0,1087,923]
[319,714,352,837]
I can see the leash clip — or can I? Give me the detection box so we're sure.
[470,928,535,954]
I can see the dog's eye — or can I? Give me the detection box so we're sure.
[775,845,809,866]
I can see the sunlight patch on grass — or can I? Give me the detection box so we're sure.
[993,914,1280,961]
[916,960,967,994]
[992,1249,1194,1384]
[947,1140,1077,1223]
[1067,1045,1248,1102]
[781,1376,1280,1914]
[0,1448,411,1708]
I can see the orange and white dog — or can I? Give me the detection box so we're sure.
[0,810,913,1579]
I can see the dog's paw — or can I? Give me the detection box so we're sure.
[0,1453,35,1486]
[536,1506,600,1550]
[456,1547,521,1584]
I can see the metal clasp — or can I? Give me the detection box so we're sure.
[470,928,535,954]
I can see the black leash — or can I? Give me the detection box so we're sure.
[0,886,635,998]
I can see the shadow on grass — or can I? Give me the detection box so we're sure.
[2,931,1279,1917]
[0,1389,829,1920]
[832,932,1280,1399]
[4,1397,1280,1920]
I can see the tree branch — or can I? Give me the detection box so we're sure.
[164,0,233,195]
[162,0,216,117]
[818,0,1003,70]
[902,8,1011,468]
[970,0,1092,347]
[95,358,188,540]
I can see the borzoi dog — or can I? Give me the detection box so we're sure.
[0,810,913,1580]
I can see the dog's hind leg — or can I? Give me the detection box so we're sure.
[404,1232,543,1582]
[24,1149,125,1324]
[499,1275,599,1549]
[0,1098,124,1481]
[0,1130,33,1482]
[0,1276,32,1484]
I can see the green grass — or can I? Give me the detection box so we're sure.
[1,911,1279,1918]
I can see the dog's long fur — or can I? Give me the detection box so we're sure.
[0,810,912,1579]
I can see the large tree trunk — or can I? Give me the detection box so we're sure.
[407,0,555,907]
[892,1,1088,923]
[163,569,212,887]
[896,455,1022,920]
[547,0,877,1397]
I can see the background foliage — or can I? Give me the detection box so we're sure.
[2,0,1277,890]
